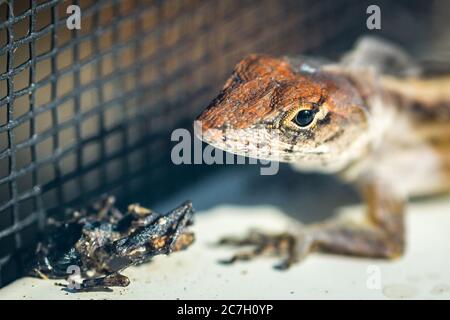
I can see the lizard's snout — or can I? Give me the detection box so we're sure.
[193,120,224,146]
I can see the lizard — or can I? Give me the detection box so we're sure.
[194,36,450,269]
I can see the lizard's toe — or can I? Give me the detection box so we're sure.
[217,230,313,270]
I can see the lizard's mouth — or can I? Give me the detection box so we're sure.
[194,121,329,163]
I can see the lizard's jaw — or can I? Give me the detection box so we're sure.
[194,120,326,163]
[196,125,357,172]
[194,120,281,161]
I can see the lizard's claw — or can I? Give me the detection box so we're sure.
[217,230,314,270]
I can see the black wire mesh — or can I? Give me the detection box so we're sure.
[0,0,437,287]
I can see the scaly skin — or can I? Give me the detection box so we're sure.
[194,37,450,268]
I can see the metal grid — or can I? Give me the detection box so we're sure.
[0,0,431,287]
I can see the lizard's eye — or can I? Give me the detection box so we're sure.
[293,109,316,127]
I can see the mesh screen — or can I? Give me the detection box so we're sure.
[0,0,436,287]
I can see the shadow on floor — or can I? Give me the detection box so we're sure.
[152,164,361,224]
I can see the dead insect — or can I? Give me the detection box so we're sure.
[30,196,195,291]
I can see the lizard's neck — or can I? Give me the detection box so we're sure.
[339,71,450,184]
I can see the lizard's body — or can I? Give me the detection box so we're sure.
[341,71,450,197]
[195,37,450,267]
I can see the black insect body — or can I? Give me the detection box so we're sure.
[31,196,195,291]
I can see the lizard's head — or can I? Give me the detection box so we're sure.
[195,54,370,171]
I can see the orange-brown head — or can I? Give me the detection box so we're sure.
[195,54,371,172]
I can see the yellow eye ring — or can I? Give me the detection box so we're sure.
[278,101,328,131]
[280,105,317,130]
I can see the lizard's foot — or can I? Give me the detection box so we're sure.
[218,230,314,270]
[217,214,405,270]
[218,182,406,268]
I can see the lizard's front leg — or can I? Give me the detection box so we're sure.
[314,181,405,258]
[219,181,406,269]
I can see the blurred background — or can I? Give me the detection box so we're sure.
[0,0,449,287]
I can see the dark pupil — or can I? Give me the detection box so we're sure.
[294,109,315,127]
